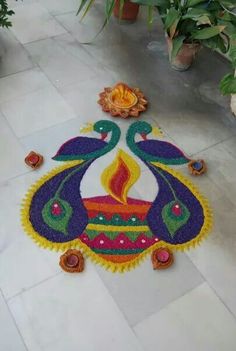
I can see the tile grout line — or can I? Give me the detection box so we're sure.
[6,271,62,303]
[187,257,236,322]
[0,288,30,351]
[131,281,206,330]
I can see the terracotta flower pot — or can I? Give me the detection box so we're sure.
[166,36,201,71]
[113,0,139,22]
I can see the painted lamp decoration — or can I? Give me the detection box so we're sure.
[98,82,148,118]
[21,120,212,273]
[25,151,43,169]
[188,159,207,176]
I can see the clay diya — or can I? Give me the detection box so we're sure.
[59,249,84,273]
[98,82,148,118]
[151,248,174,270]
[188,159,207,176]
[25,151,43,169]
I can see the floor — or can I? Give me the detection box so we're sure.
[1,1,236,350]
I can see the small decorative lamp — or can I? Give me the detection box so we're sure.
[151,247,174,270]
[59,249,84,273]
[188,159,207,176]
[98,82,148,118]
[25,151,43,169]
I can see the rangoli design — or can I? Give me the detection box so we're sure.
[21,120,212,272]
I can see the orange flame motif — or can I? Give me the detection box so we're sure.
[109,83,138,109]
[101,149,140,204]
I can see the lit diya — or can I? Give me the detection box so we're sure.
[98,82,148,118]
[59,249,84,273]
[188,159,207,176]
[25,151,43,169]
[79,150,159,267]
[151,248,174,270]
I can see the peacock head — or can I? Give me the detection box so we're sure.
[129,121,162,141]
[81,120,119,141]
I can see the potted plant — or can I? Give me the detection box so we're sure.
[77,0,140,28]
[134,0,233,71]
[0,0,14,28]
[220,34,236,116]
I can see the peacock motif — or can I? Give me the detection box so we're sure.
[21,120,212,271]
[126,121,212,246]
[22,120,121,248]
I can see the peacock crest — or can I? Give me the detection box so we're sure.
[21,120,212,272]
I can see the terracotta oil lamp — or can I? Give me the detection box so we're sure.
[98,82,148,118]
[59,249,84,273]
[188,159,207,176]
[25,151,43,169]
[151,248,174,270]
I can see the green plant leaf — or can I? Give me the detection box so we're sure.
[76,0,89,16]
[220,73,236,95]
[204,34,228,53]
[197,15,212,26]
[185,0,206,7]
[182,8,211,20]
[132,0,169,5]
[118,0,125,21]
[191,25,225,40]
[171,35,185,60]
[229,43,236,67]
[147,6,154,29]
[164,8,180,31]
[81,0,96,21]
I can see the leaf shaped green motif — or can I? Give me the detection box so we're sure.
[161,200,190,238]
[42,198,72,235]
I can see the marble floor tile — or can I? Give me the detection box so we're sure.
[96,253,203,326]
[134,283,236,351]
[8,267,144,351]
[25,34,101,88]
[0,113,27,182]
[10,2,66,44]
[183,138,236,318]
[1,85,76,137]
[154,109,235,155]
[55,5,124,47]
[0,30,34,78]
[0,291,27,351]
[0,173,61,299]
[38,0,78,16]
[0,67,51,104]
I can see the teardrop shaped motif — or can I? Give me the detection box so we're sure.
[161,200,190,238]
[42,198,73,235]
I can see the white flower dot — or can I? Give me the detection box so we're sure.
[54,204,58,208]
[120,240,124,244]
[141,239,146,243]
[131,217,136,222]
[155,238,158,241]
[99,216,103,220]
[100,240,104,244]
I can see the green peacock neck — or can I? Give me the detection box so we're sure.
[126,124,148,161]
[83,123,121,160]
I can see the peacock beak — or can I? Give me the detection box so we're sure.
[80,123,94,134]
[141,133,147,140]
[152,126,163,137]
[101,133,108,140]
